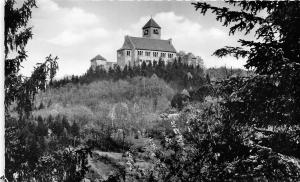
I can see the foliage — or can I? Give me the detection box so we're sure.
[5,0,58,118]
[51,58,206,91]
[206,66,252,81]
[192,0,300,139]
[4,0,90,181]
[157,1,300,180]
[117,103,300,181]
[150,104,300,181]
[34,76,174,129]
[103,1,300,181]
[33,76,175,154]
[171,93,190,110]
[35,146,92,182]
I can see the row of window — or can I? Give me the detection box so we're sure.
[128,50,174,58]
[153,52,159,57]
[136,59,175,65]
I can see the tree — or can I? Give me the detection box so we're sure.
[62,115,70,132]
[127,64,134,78]
[192,1,300,126]
[122,64,128,78]
[141,61,147,76]
[4,0,90,180]
[171,92,190,110]
[192,0,300,179]
[114,64,122,80]
[206,73,211,84]
[36,116,48,136]
[71,122,80,137]
[5,0,58,120]
[38,101,45,110]
[53,120,64,137]
[147,60,153,76]
[123,1,300,181]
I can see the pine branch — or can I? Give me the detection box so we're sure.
[192,2,266,35]
[213,46,249,59]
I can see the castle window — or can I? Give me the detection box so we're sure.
[126,50,131,56]
[153,52,158,57]
[161,53,166,58]
[144,29,148,35]
[153,29,159,34]
[138,50,143,56]
[145,51,151,56]
[168,53,173,58]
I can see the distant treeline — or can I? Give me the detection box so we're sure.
[206,66,253,81]
[51,59,204,89]
[51,59,250,90]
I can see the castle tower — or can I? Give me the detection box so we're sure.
[142,18,161,39]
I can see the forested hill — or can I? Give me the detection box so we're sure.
[52,59,205,90]
[51,59,249,91]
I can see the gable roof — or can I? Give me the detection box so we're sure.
[143,18,161,29]
[118,36,176,53]
[118,36,134,50]
[91,54,106,62]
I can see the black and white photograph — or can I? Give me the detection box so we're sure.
[2,0,300,181]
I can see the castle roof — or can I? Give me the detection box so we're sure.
[143,18,161,29]
[91,54,106,62]
[118,36,176,53]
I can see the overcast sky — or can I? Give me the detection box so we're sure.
[21,0,257,78]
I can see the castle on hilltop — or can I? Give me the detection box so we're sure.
[90,18,204,70]
[117,18,177,68]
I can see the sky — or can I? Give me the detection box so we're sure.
[20,0,258,78]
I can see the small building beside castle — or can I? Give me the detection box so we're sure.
[90,54,116,71]
[177,51,204,68]
[117,18,177,68]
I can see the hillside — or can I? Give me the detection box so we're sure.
[34,76,175,131]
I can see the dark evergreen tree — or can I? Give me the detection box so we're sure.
[38,101,44,110]
[108,66,115,79]
[52,120,64,137]
[122,64,129,78]
[141,61,147,76]
[114,65,122,80]
[206,73,211,84]
[127,64,134,78]
[153,60,158,68]
[133,63,141,77]
[71,122,80,137]
[62,115,70,132]
[36,116,48,136]
[147,60,153,76]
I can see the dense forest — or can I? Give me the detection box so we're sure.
[50,59,248,91]
[4,0,300,182]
